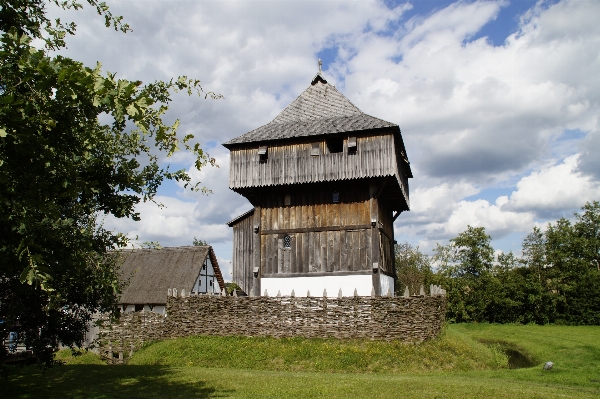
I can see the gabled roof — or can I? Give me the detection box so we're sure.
[223,78,397,147]
[117,246,225,304]
[226,208,254,227]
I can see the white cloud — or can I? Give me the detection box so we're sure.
[45,0,600,258]
[505,154,600,214]
[341,0,600,181]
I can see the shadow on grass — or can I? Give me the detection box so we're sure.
[476,339,536,369]
[1,364,232,399]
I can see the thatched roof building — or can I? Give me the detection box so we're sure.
[117,246,225,314]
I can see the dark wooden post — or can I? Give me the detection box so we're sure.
[390,237,396,295]
[370,183,381,296]
[251,206,262,297]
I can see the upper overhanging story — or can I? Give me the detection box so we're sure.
[223,73,412,212]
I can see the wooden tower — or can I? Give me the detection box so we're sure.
[224,70,412,297]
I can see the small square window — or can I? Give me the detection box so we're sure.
[327,137,343,153]
[311,142,320,156]
[332,191,340,203]
[348,136,357,154]
[258,146,268,162]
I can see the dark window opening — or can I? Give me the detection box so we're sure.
[284,235,291,248]
[332,191,340,203]
[311,142,320,156]
[258,146,268,162]
[327,137,343,153]
[348,136,357,154]
[134,304,144,312]
[284,194,291,206]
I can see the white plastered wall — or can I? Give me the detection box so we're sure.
[121,304,166,315]
[379,273,395,297]
[261,275,377,297]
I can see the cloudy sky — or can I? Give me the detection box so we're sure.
[50,0,600,279]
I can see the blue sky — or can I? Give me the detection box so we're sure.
[52,0,600,279]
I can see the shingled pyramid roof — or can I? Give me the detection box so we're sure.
[223,74,397,146]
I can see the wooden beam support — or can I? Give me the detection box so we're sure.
[370,182,381,297]
[261,224,371,235]
[251,206,261,297]
[378,226,393,242]
[392,210,402,222]
[373,176,389,199]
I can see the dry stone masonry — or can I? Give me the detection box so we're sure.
[98,289,446,364]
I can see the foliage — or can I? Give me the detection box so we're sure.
[433,226,496,322]
[225,282,241,295]
[192,237,209,246]
[435,202,600,325]
[141,241,162,249]
[0,1,218,367]
[394,242,432,296]
[543,201,600,324]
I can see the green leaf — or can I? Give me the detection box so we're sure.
[0,128,7,137]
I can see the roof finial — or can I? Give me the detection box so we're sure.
[318,58,322,74]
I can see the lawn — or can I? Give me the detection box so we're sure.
[1,324,599,399]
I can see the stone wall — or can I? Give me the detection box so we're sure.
[97,294,446,364]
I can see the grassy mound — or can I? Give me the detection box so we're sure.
[55,349,105,365]
[3,324,600,399]
[129,327,508,373]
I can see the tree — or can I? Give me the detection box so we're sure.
[434,226,496,322]
[394,242,432,296]
[193,237,209,246]
[0,1,218,367]
[450,226,494,278]
[544,201,600,325]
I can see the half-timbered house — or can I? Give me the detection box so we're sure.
[118,246,225,314]
[225,69,412,297]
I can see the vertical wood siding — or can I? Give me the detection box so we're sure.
[229,133,399,189]
[257,184,386,277]
[232,214,254,294]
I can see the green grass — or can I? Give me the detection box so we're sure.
[128,326,508,373]
[1,324,599,398]
[54,348,106,365]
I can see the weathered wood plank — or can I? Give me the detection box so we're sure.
[326,231,335,272]
[304,231,310,273]
[283,201,290,230]
[260,224,371,235]
[319,231,327,272]
[340,230,348,272]
[333,230,340,272]
[293,233,300,274]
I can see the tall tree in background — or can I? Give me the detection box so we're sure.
[435,202,600,325]
[544,201,600,324]
[0,1,218,367]
[394,242,432,296]
[434,226,495,322]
